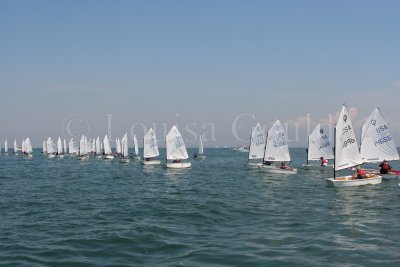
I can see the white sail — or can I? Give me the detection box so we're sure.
[25,138,33,153]
[335,105,362,171]
[199,135,204,155]
[133,134,139,156]
[13,140,18,153]
[21,140,26,153]
[166,125,189,160]
[263,120,291,162]
[360,108,399,162]
[143,128,159,158]
[79,135,86,155]
[248,122,265,160]
[103,135,112,155]
[116,138,121,154]
[42,140,47,153]
[57,137,63,154]
[307,123,334,161]
[122,133,129,157]
[4,140,8,153]
[85,136,90,154]
[69,138,77,154]
[64,139,67,154]
[96,136,101,154]
[47,137,55,154]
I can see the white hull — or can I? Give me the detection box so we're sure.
[326,174,382,187]
[78,155,89,160]
[132,155,141,160]
[57,154,64,158]
[246,162,263,168]
[120,158,130,163]
[104,155,114,160]
[382,172,400,179]
[258,165,297,174]
[96,156,103,159]
[142,160,161,165]
[195,155,206,159]
[47,154,55,158]
[301,164,334,169]
[166,162,192,169]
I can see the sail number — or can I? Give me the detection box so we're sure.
[343,138,355,148]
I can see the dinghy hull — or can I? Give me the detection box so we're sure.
[326,174,382,187]
[142,160,161,165]
[166,162,191,169]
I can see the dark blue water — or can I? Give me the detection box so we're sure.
[0,148,399,266]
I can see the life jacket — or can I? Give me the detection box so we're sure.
[382,162,390,170]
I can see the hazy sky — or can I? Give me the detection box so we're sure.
[1,0,399,147]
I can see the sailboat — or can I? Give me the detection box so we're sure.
[120,133,130,163]
[142,128,161,165]
[103,134,114,160]
[57,137,64,158]
[194,135,206,159]
[115,138,122,157]
[360,107,400,179]
[4,140,8,155]
[68,138,78,155]
[95,136,102,158]
[302,123,334,169]
[42,140,47,154]
[326,105,382,187]
[46,137,56,158]
[63,139,67,156]
[22,138,33,157]
[246,122,265,168]
[13,140,18,155]
[258,119,297,174]
[78,135,89,160]
[165,125,191,169]
[132,134,140,160]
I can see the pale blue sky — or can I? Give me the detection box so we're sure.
[1,0,399,147]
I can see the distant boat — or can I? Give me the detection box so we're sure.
[42,140,47,154]
[246,122,265,168]
[57,137,64,158]
[360,107,399,179]
[103,134,114,160]
[302,123,334,169]
[165,125,191,169]
[78,135,89,160]
[22,138,33,157]
[233,145,249,152]
[46,137,56,158]
[68,138,79,155]
[63,139,67,156]
[194,135,206,159]
[13,140,18,155]
[115,138,121,157]
[120,133,130,163]
[142,128,161,165]
[258,119,297,174]
[326,105,381,187]
[132,134,140,160]
[4,140,8,155]
[95,136,102,158]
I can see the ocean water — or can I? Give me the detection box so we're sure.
[0,148,399,266]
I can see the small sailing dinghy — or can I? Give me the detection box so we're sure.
[103,134,114,160]
[46,137,56,158]
[142,128,161,165]
[326,105,382,187]
[57,137,64,158]
[246,123,265,168]
[360,107,399,179]
[68,138,78,156]
[165,125,191,169]
[78,135,89,160]
[4,140,8,155]
[194,135,206,159]
[120,133,130,163]
[302,123,334,169]
[258,120,297,174]
[42,140,47,154]
[22,138,33,157]
[132,134,140,160]
[13,140,18,155]
[95,136,102,158]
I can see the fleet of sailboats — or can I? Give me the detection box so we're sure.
[1,109,399,188]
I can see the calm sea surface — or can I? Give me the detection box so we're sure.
[0,148,399,266]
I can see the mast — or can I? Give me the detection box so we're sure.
[306,136,309,166]
[247,132,252,163]
[262,133,268,163]
[333,127,336,180]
